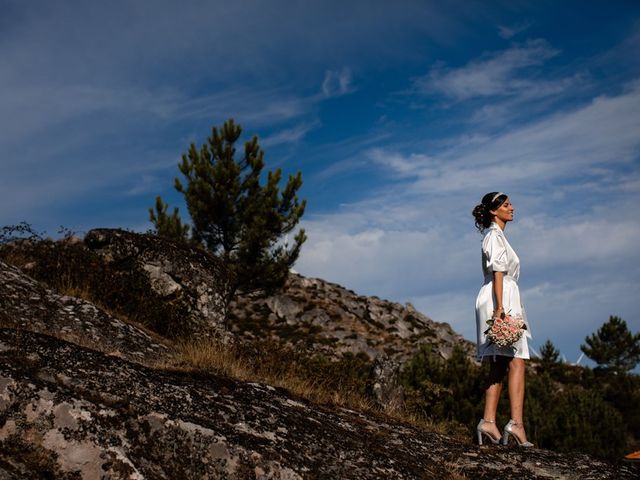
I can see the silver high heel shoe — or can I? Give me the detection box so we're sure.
[502,419,534,447]
[476,419,501,445]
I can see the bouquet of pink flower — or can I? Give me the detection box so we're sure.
[484,312,527,348]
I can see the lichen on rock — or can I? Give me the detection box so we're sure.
[1,329,634,479]
[0,260,169,363]
[0,231,637,479]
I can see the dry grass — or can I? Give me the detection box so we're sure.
[170,337,250,379]
[162,336,457,436]
[0,249,31,269]
[167,337,371,408]
[385,408,451,435]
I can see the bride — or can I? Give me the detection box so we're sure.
[472,192,533,448]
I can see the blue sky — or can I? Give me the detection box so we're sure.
[2,0,639,365]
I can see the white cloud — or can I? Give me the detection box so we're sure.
[409,291,478,340]
[368,148,434,177]
[125,174,165,197]
[371,82,640,195]
[0,81,325,223]
[0,0,480,230]
[322,68,354,97]
[298,206,478,297]
[498,23,531,40]
[261,121,320,147]
[416,39,561,100]
[512,215,640,269]
[522,278,640,346]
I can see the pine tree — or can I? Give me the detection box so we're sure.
[540,339,560,366]
[581,316,640,372]
[150,119,306,307]
[148,196,190,243]
[538,339,564,380]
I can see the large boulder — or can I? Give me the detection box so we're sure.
[84,229,228,336]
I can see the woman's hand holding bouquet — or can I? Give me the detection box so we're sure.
[484,310,527,348]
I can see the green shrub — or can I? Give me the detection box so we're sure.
[400,345,484,428]
[400,344,637,460]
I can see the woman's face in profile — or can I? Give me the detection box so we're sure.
[491,197,515,223]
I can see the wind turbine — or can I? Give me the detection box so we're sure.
[560,351,585,366]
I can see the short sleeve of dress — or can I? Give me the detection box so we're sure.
[483,231,508,273]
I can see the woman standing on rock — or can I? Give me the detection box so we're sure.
[472,192,533,448]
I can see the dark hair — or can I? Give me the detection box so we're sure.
[472,192,508,232]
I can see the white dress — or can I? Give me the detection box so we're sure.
[475,222,532,360]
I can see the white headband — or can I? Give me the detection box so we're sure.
[491,192,506,203]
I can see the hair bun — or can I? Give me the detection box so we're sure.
[472,203,486,217]
[472,203,489,232]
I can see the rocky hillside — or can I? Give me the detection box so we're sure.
[229,273,474,363]
[0,229,473,409]
[0,232,637,478]
[1,325,635,478]
[83,229,474,364]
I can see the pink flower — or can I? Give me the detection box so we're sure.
[485,312,526,348]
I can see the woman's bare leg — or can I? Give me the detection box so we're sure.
[482,357,508,438]
[507,357,529,442]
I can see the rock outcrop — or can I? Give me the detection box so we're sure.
[228,274,475,409]
[367,355,405,410]
[0,261,169,364]
[1,328,635,480]
[229,274,475,363]
[84,229,228,336]
[2,230,476,410]
[3,229,471,363]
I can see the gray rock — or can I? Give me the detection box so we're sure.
[0,260,169,364]
[368,355,405,410]
[1,328,634,480]
[230,272,475,366]
[228,273,479,413]
[266,295,303,320]
[85,229,228,336]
